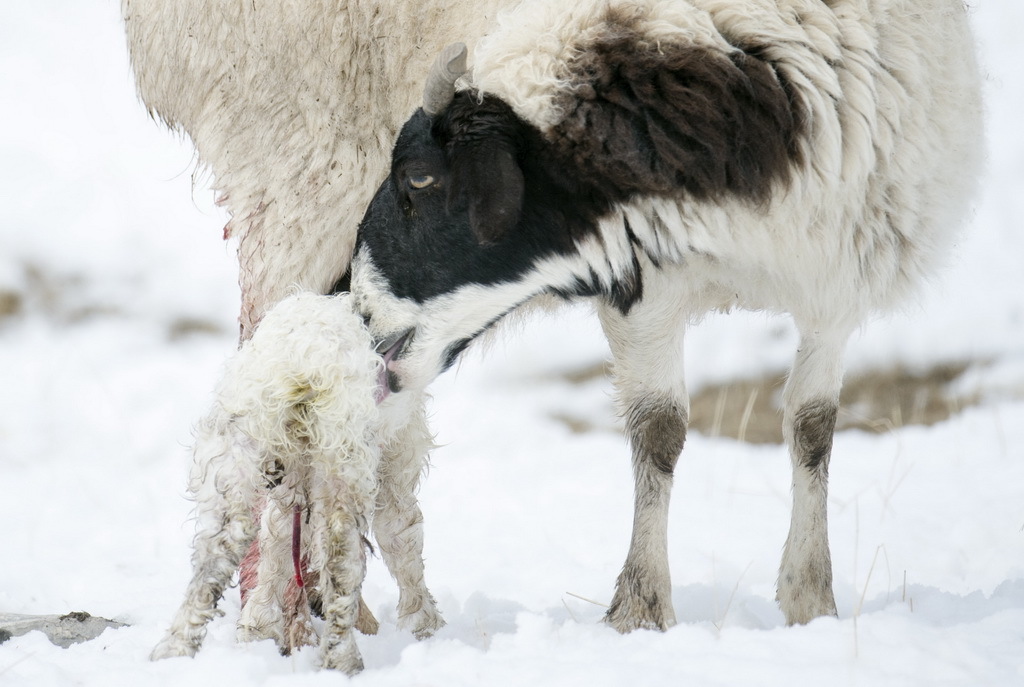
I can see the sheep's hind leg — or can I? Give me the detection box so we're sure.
[151,419,260,660]
[373,399,444,638]
[776,329,847,624]
[598,296,688,633]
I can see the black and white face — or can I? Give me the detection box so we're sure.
[351,98,597,396]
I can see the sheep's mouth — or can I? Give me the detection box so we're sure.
[373,328,413,400]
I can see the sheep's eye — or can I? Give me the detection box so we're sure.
[407,174,435,190]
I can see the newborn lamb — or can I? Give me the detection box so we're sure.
[151,292,440,674]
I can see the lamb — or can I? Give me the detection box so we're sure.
[150,292,441,674]
[351,0,983,632]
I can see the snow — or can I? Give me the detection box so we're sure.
[1,2,1022,685]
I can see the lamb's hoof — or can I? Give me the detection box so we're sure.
[320,632,364,675]
[150,634,197,661]
[279,621,317,656]
[355,596,379,635]
[399,605,445,640]
[236,622,275,644]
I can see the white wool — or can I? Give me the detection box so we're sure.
[471,0,731,129]
[468,0,983,331]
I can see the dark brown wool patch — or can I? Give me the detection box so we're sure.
[627,399,688,475]
[549,15,805,207]
[793,400,838,471]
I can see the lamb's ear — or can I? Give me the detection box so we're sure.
[450,142,524,244]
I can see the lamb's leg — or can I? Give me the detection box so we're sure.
[151,419,260,660]
[237,476,315,652]
[238,524,262,608]
[598,295,688,633]
[240,525,376,637]
[373,398,444,638]
[235,498,289,644]
[776,329,848,624]
[314,458,379,674]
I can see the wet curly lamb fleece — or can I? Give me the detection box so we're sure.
[150,293,439,674]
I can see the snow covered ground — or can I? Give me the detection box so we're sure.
[1,2,1022,685]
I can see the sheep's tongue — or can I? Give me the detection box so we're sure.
[373,332,409,404]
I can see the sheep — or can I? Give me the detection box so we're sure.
[150,292,441,674]
[351,0,983,632]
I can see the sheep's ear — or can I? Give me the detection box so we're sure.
[450,143,524,245]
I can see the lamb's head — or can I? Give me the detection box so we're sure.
[352,44,620,396]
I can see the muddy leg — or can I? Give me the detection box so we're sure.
[777,330,848,624]
[598,290,687,633]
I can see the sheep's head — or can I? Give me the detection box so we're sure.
[351,46,609,396]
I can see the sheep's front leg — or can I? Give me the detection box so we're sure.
[777,329,848,624]
[373,397,444,638]
[151,419,261,660]
[598,296,688,633]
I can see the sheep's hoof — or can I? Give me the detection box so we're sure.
[776,584,838,626]
[603,570,675,633]
[778,597,839,626]
[776,566,838,625]
[603,603,673,634]
[150,633,198,661]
